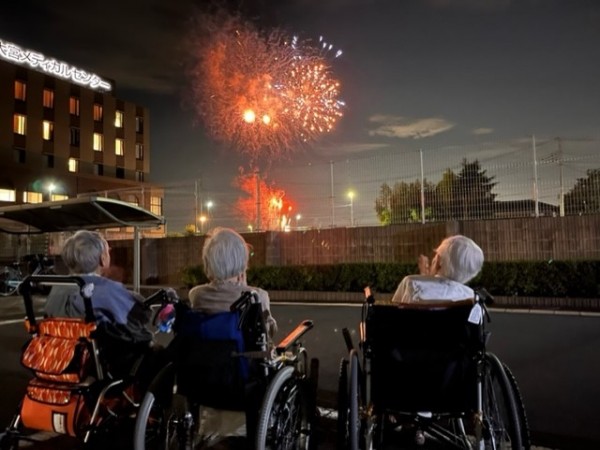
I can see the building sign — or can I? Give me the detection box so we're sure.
[0,38,112,92]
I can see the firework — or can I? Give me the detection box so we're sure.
[188,12,344,160]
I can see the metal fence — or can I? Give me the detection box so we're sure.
[162,135,600,233]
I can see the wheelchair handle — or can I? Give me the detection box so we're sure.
[275,319,313,354]
[20,275,94,329]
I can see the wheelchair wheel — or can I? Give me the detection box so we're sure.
[503,362,531,449]
[348,350,360,450]
[480,353,523,449]
[134,365,190,450]
[336,358,349,450]
[255,365,315,450]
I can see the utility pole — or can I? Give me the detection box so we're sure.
[556,137,565,217]
[532,135,539,217]
[255,169,261,231]
[420,149,425,224]
[330,161,335,228]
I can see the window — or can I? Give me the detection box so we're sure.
[51,193,68,201]
[115,138,124,156]
[135,143,144,160]
[115,110,124,128]
[43,121,54,141]
[116,167,125,179]
[23,191,43,204]
[68,158,79,173]
[93,103,103,122]
[43,89,55,108]
[70,127,80,146]
[46,154,54,168]
[69,96,80,116]
[13,114,26,135]
[135,171,144,182]
[13,148,25,164]
[93,133,104,151]
[150,196,163,215]
[135,116,144,133]
[94,164,104,176]
[0,189,16,202]
[14,80,26,101]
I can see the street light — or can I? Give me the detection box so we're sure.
[347,191,355,227]
[47,183,56,202]
[199,215,207,234]
[295,214,302,230]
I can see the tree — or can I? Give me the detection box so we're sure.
[453,159,497,219]
[564,168,600,215]
[432,169,458,221]
[375,179,435,225]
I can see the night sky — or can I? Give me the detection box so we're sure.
[1,1,599,231]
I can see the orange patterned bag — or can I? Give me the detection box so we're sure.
[20,381,90,436]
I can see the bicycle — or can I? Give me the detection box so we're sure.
[0,254,55,296]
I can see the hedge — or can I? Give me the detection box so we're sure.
[181,261,600,298]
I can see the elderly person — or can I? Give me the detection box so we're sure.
[45,230,156,382]
[392,234,484,304]
[46,230,152,344]
[189,226,277,338]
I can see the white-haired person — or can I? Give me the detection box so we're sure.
[189,226,277,338]
[187,227,277,447]
[45,230,158,384]
[392,234,484,304]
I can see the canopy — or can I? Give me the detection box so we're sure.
[0,196,165,292]
[0,196,164,233]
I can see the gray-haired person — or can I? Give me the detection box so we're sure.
[392,234,484,303]
[189,226,277,338]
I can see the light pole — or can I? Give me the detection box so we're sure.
[206,200,214,229]
[347,191,355,227]
[295,214,302,230]
[199,215,207,234]
[47,183,56,202]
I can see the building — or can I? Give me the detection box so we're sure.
[0,37,164,241]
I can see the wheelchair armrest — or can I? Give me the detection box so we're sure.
[275,320,313,354]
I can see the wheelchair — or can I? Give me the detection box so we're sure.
[0,275,169,449]
[134,290,319,450]
[337,289,530,450]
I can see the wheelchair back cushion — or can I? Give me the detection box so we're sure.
[21,318,96,384]
[367,304,481,414]
[173,310,248,410]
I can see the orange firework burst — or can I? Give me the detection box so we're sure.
[187,12,344,160]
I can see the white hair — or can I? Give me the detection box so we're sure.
[202,227,249,281]
[436,235,484,284]
[62,230,107,274]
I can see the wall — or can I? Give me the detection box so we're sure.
[107,215,600,286]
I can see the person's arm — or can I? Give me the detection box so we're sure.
[418,254,431,275]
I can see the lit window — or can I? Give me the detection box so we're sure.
[115,110,124,128]
[70,127,80,146]
[135,171,144,182]
[43,89,55,108]
[150,196,162,215]
[0,189,16,202]
[23,191,43,204]
[68,158,79,173]
[135,116,144,133]
[135,143,144,160]
[69,96,80,116]
[93,103,103,122]
[93,133,104,151]
[51,193,68,201]
[43,121,54,141]
[13,114,26,135]
[115,138,124,156]
[14,80,26,100]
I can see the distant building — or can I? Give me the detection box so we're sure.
[0,37,164,239]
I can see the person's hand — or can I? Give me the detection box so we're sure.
[418,254,430,275]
